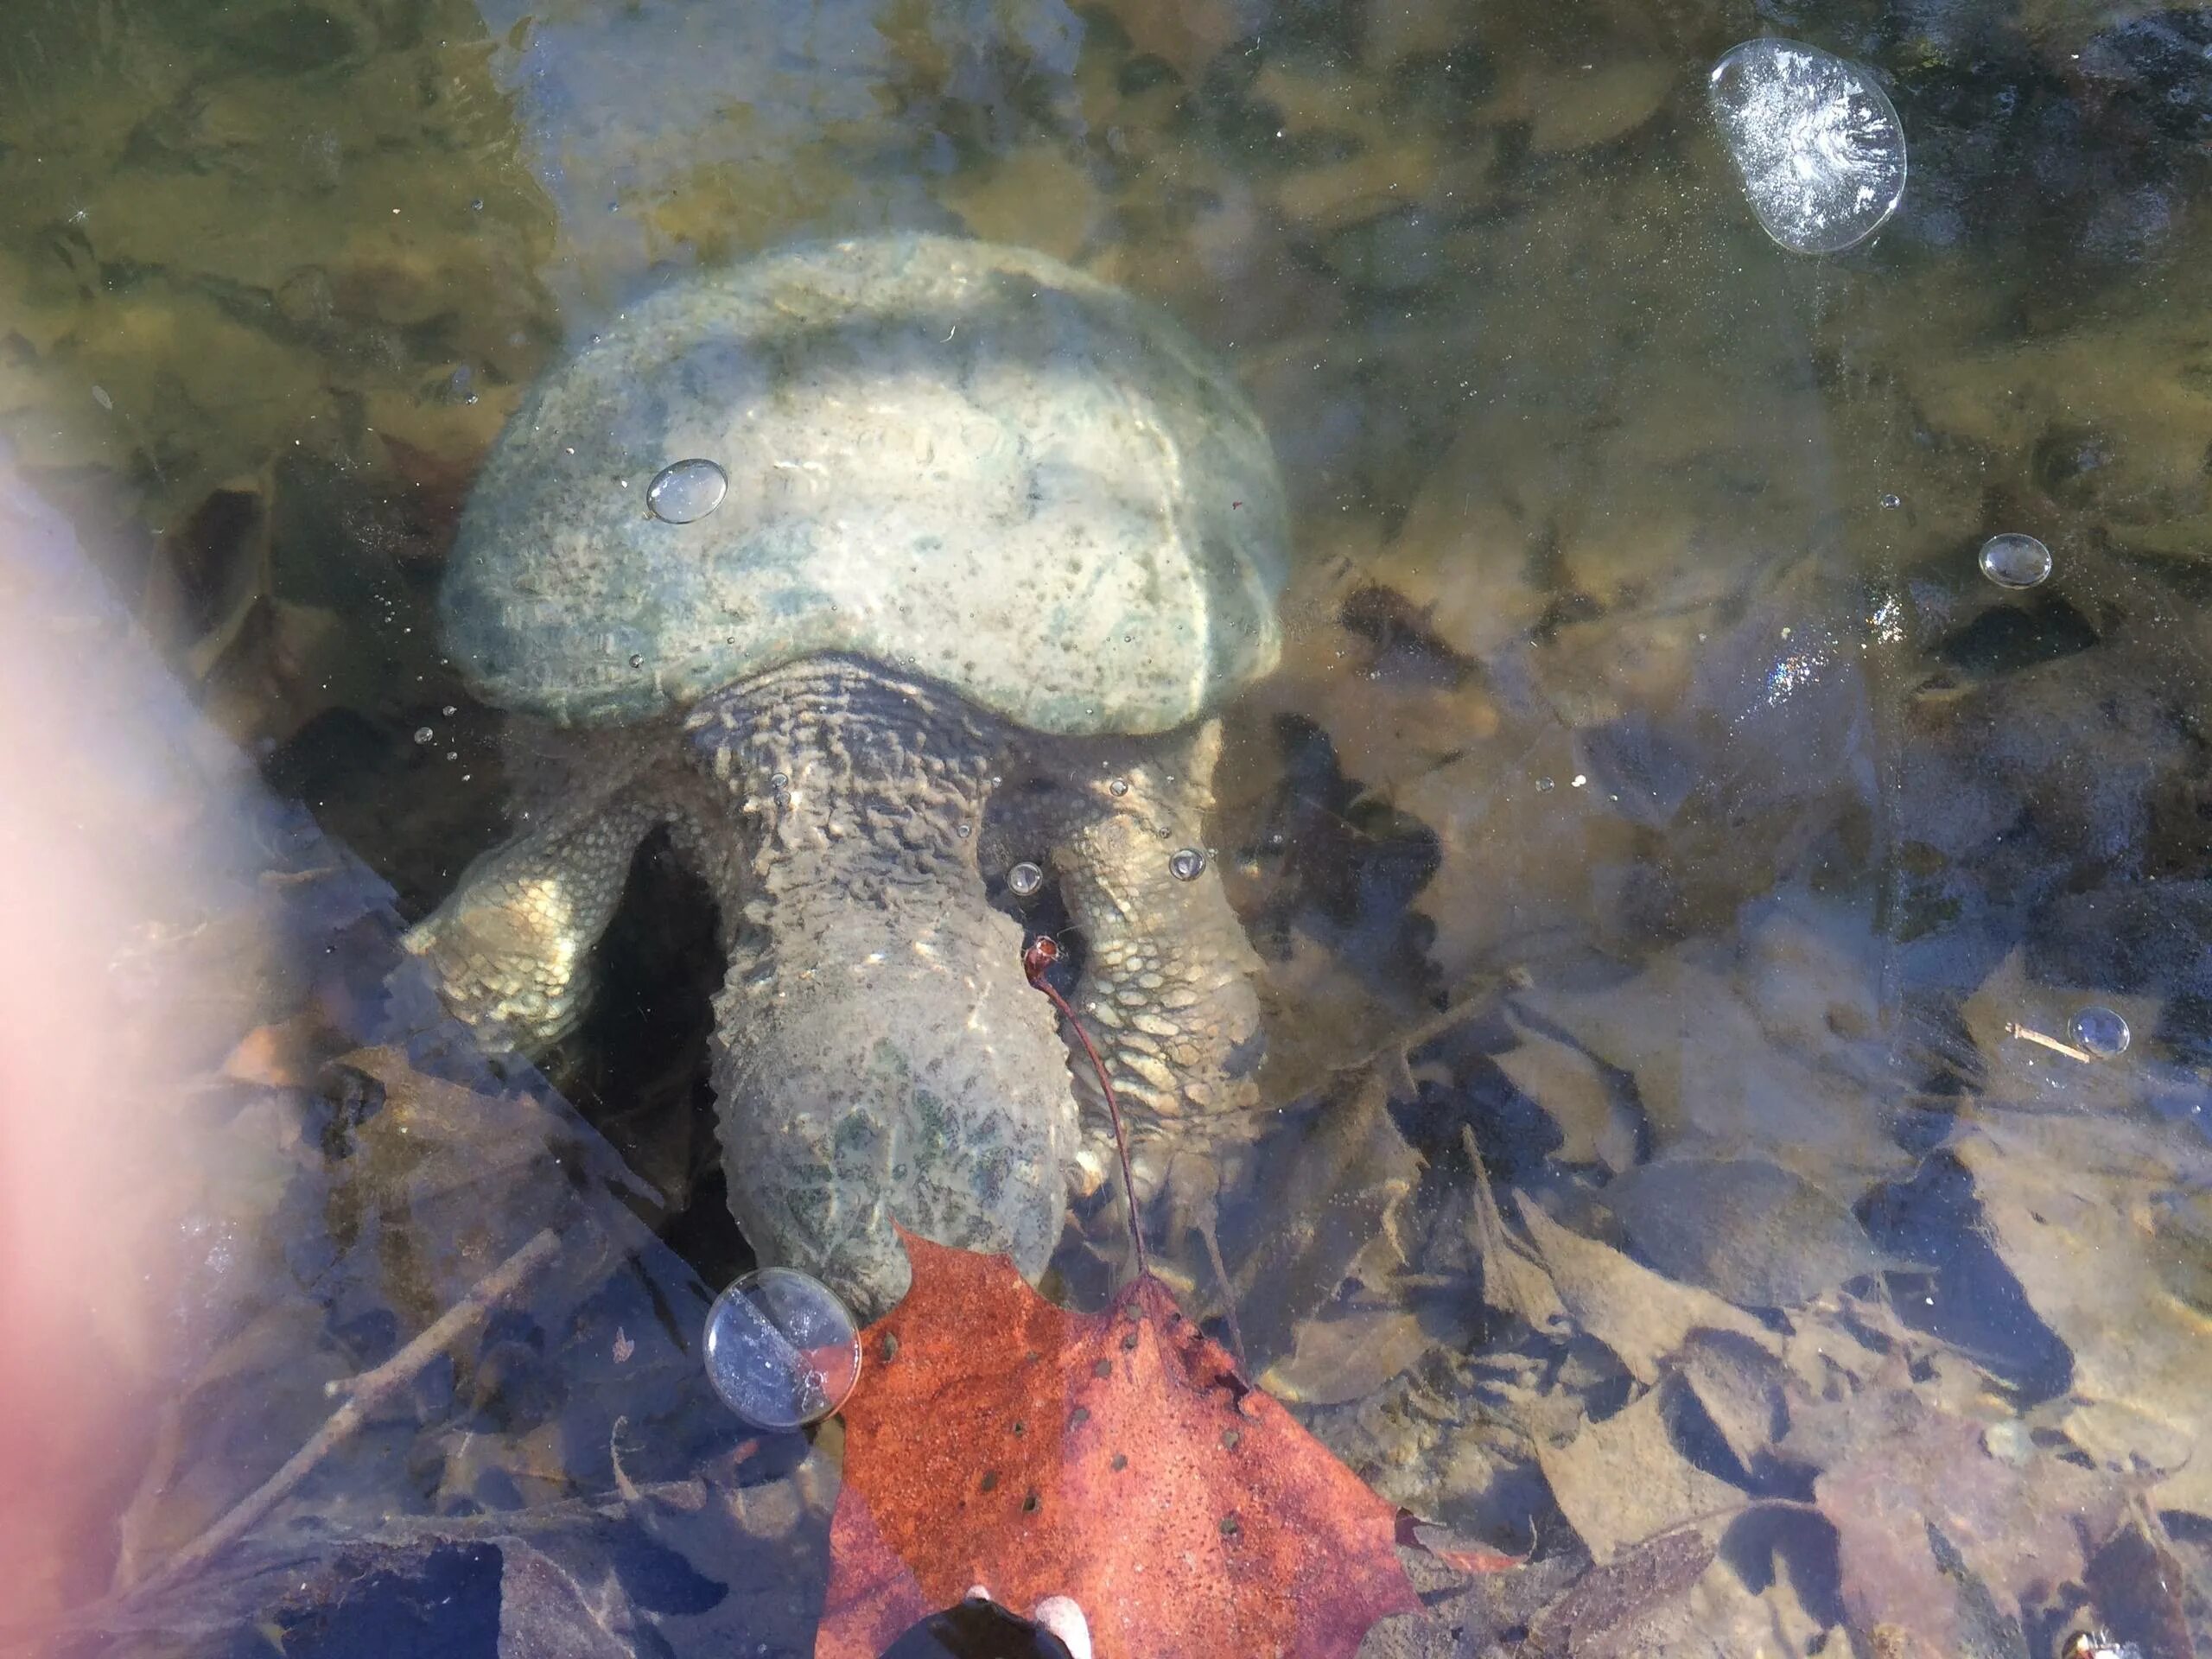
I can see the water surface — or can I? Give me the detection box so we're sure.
[3,0,2210,1652]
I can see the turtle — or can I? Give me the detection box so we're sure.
[402,233,1289,1318]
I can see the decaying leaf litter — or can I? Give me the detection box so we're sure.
[8,0,2212,1652]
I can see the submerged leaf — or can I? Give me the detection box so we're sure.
[1521,1528,1717,1659]
[2083,1518,2196,1659]
[1955,1115,2212,1515]
[1601,1156,1888,1308]
[1514,1193,1776,1385]
[1535,1387,1741,1563]
[498,1541,640,1659]
[818,1236,1423,1659]
[1813,1389,2125,1656]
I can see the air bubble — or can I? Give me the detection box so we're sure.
[413,727,434,744]
[1168,848,1205,881]
[957,822,973,839]
[1979,532,2052,589]
[1709,39,1907,254]
[442,704,457,717]
[769,771,790,788]
[647,457,729,524]
[1107,779,1130,797]
[2068,1006,2130,1058]
[1007,861,1044,896]
[702,1267,861,1430]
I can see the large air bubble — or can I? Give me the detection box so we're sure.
[1709,39,1907,254]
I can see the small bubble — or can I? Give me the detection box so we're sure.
[647,457,728,524]
[702,1267,861,1430]
[1879,493,1903,509]
[442,704,457,717]
[769,771,790,789]
[444,751,458,762]
[2068,1006,2130,1058]
[1168,848,1205,881]
[1979,532,2053,589]
[1108,778,1130,797]
[957,822,973,839]
[628,653,645,668]
[1535,777,1555,792]
[1007,861,1045,896]
[469,197,485,212]
[413,727,434,744]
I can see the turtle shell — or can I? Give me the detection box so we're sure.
[440,234,1288,735]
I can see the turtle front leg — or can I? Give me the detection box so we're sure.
[401,745,664,1054]
[1026,720,1266,1184]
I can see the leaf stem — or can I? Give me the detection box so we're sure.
[1027,944,1149,1282]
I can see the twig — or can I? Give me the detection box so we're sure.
[1195,1211,1249,1376]
[122,1226,562,1601]
[2005,1020,2096,1064]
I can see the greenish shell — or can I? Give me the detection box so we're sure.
[441,234,1288,735]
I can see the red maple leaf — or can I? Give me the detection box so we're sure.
[817,1235,1422,1659]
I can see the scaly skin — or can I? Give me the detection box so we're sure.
[685,658,1075,1319]
[400,729,668,1053]
[987,721,1266,1196]
[403,658,1266,1314]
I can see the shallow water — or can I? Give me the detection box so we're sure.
[3,0,2211,1652]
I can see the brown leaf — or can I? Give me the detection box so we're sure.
[2084,1518,2196,1659]
[1536,1386,1742,1563]
[1599,1156,1888,1308]
[1514,1193,1776,1386]
[1814,1389,2126,1656]
[1521,1528,1717,1659]
[1462,1129,1567,1330]
[498,1541,641,1659]
[1953,1115,2212,1514]
[219,1010,338,1087]
[817,1236,1424,1659]
[1093,0,1241,85]
[1396,1515,1526,1577]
